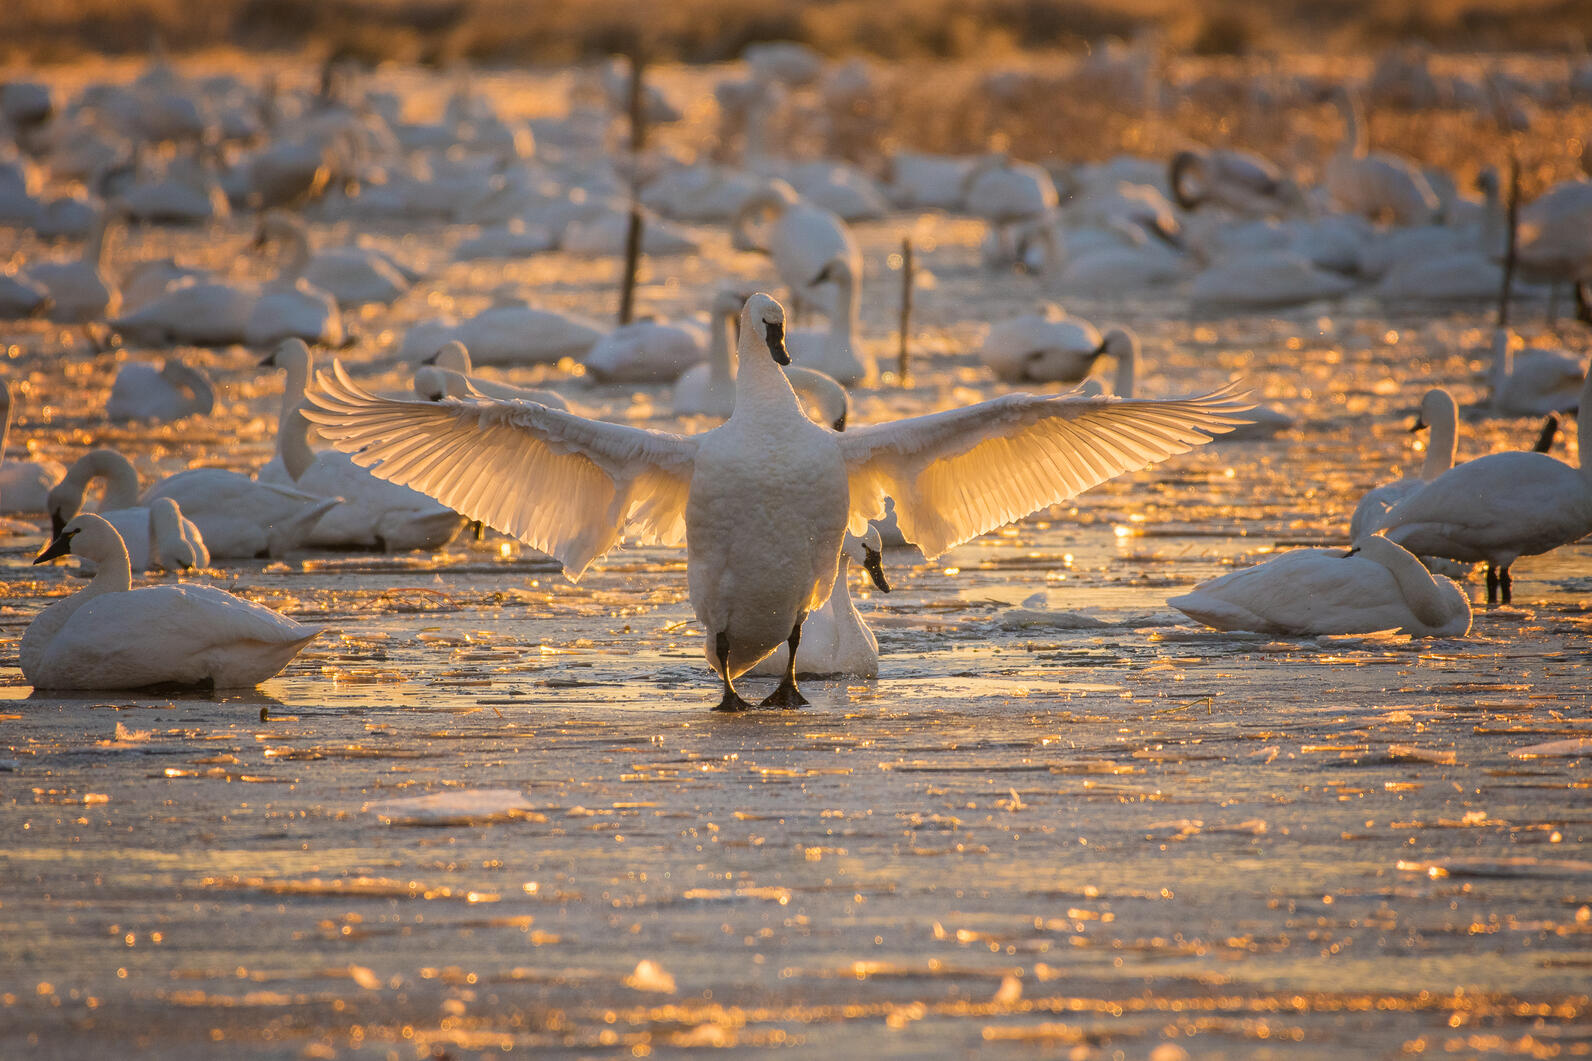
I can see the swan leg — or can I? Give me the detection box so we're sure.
[759,617,809,710]
[1499,565,1512,605]
[1486,564,1499,605]
[712,631,750,713]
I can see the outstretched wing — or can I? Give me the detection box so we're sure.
[838,386,1252,558]
[304,362,698,579]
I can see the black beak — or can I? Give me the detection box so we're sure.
[764,320,789,366]
[863,547,890,593]
[809,263,834,286]
[258,352,276,367]
[1409,416,1428,434]
[34,531,74,564]
[422,350,442,365]
[49,510,65,537]
[1342,546,1360,558]
[831,412,847,431]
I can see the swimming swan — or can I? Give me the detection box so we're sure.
[1168,535,1471,637]
[1379,362,1592,604]
[24,514,321,690]
[304,292,1250,710]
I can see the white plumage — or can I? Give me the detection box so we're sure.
[1169,535,1471,637]
[0,380,66,514]
[1350,388,1458,541]
[304,292,1249,708]
[106,357,216,423]
[24,514,320,690]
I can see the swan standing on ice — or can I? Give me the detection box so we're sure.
[0,380,67,514]
[1168,535,1471,637]
[1379,363,1592,604]
[106,357,216,422]
[749,525,890,678]
[1350,388,1458,540]
[305,293,1249,709]
[25,514,320,690]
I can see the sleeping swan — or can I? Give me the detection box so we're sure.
[1168,535,1471,637]
[304,292,1250,710]
[24,514,321,690]
[749,525,890,678]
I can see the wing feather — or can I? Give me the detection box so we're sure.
[839,386,1252,558]
[302,362,697,579]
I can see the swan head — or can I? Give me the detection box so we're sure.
[844,525,890,593]
[424,340,472,373]
[45,479,85,537]
[808,256,854,288]
[1168,150,1207,211]
[413,365,449,401]
[1411,387,1455,432]
[741,293,788,366]
[35,512,120,566]
[261,337,312,371]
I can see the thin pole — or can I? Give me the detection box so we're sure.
[897,237,913,385]
[618,49,646,325]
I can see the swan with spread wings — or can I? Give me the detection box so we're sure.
[305,293,1250,711]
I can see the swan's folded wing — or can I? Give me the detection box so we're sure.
[304,362,697,579]
[837,387,1252,558]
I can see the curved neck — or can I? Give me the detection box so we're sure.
[72,450,141,509]
[279,406,318,481]
[1338,91,1366,158]
[1370,543,1456,629]
[85,211,114,271]
[162,361,215,415]
[1420,399,1457,480]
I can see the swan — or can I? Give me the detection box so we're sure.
[260,340,466,551]
[26,207,119,322]
[1168,535,1471,637]
[1190,250,1357,310]
[560,208,704,257]
[1488,328,1586,417]
[46,451,206,573]
[1169,148,1300,217]
[452,219,559,261]
[979,305,1133,385]
[399,300,605,365]
[414,343,568,409]
[24,514,320,690]
[671,288,851,427]
[749,526,890,678]
[110,276,259,347]
[255,210,411,306]
[0,380,66,514]
[303,292,1250,709]
[786,256,872,385]
[1322,90,1440,226]
[731,180,861,322]
[886,151,976,210]
[1081,330,1292,440]
[583,319,708,384]
[962,155,1059,264]
[1515,179,1592,292]
[106,357,216,423]
[147,497,209,570]
[1349,388,1457,540]
[1379,362,1592,604]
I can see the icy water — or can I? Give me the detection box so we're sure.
[3,64,1591,1059]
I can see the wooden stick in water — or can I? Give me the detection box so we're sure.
[619,49,647,326]
[897,236,913,386]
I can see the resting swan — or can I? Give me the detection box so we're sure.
[1168,535,1471,637]
[979,305,1133,385]
[1,379,67,514]
[749,525,890,678]
[1379,361,1592,604]
[413,342,568,409]
[106,357,216,422]
[786,256,872,385]
[731,180,861,322]
[46,449,204,571]
[1488,328,1586,417]
[255,210,413,306]
[304,292,1250,710]
[25,514,320,690]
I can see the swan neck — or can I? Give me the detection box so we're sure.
[1113,341,1137,398]
[1339,91,1366,158]
[88,537,134,595]
[709,304,735,385]
[85,210,114,271]
[1371,544,1456,630]
[279,406,317,481]
[733,333,800,414]
[165,360,215,415]
[74,450,141,509]
[277,353,311,441]
[1420,401,1457,480]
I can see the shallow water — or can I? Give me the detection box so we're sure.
[3,61,1591,1059]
